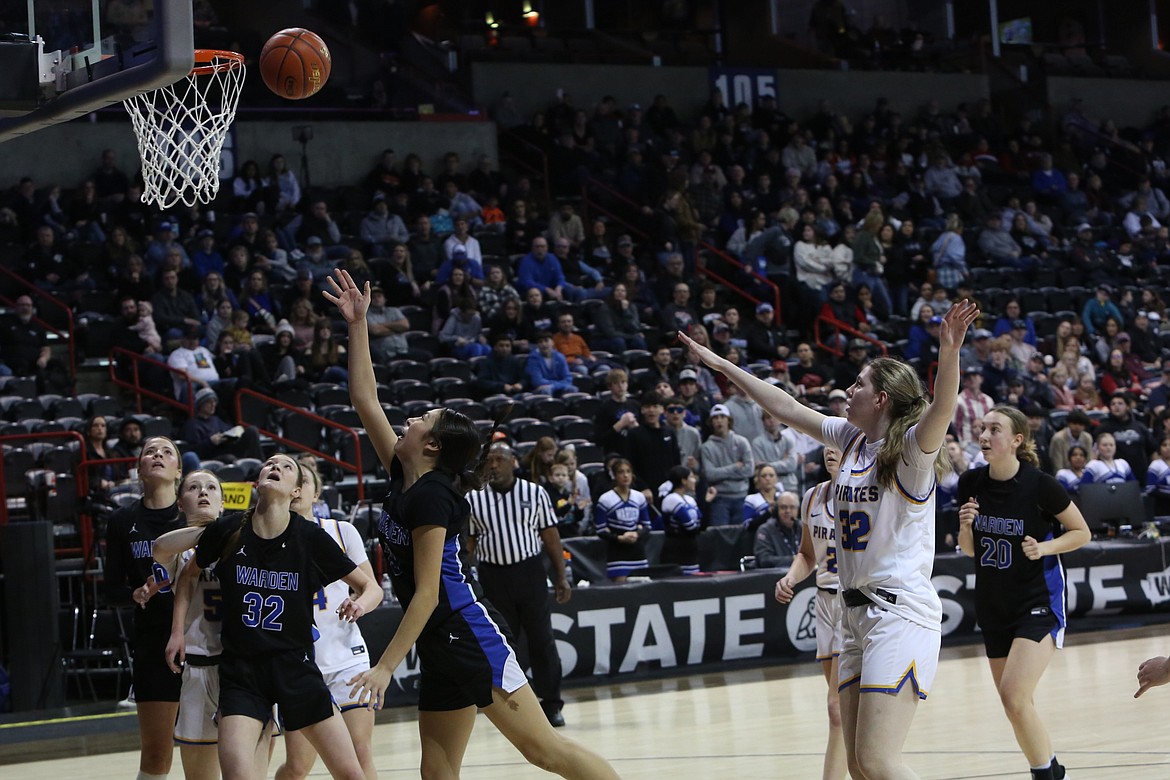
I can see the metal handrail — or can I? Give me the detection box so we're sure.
[233,388,366,504]
[0,428,136,568]
[580,174,783,324]
[108,347,195,417]
[0,265,76,378]
[813,315,889,359]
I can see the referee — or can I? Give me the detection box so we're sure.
[468,443,572,727]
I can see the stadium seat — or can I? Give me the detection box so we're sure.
[311,383,350,407]
[390,360,430,382]
[430,357,473,381]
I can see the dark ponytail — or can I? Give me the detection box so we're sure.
[218,507,254,567]
[431,402,513,495]
[464,402,514,493]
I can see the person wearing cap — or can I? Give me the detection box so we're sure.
[676,366,713,423]
[191,228,225,279]
[1048,409,1093,473]
[834,338,872,389]
[1005,318,1040,369]
[961,327,995,373]
[700,403,754,526]
[179,385,263,469]
[745,301,790,363]
[166,322,220,401]
[365,285,424,363]
[1098,391,1156,481]
[1081,284,1123,339]
[954,366,995,448]
[624,391,681,503]
[144,220,191,274]
[680,298,980,778]
[359,191,409,257]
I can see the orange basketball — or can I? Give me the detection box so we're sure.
[259,28,331,100]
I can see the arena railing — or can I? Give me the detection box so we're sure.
[580,175,783,324]
[0,429,135,567]
[0,265,76,380]
[813,315,889,359]
[233,388,366,505]
[108,347,196,417]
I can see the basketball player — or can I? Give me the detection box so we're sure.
[775,446,845,780]
[275,462,378,780]
[324,268,620,779]
[957,406,1089,780]
[190,453,381,780]
[679,297,979,780]
[105,436,186,780]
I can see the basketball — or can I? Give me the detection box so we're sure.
[259,28,331,100]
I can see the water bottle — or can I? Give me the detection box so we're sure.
[380,574,395,607]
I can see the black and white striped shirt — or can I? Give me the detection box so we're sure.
[467,477,557,565]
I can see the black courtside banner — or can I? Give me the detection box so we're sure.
[356,539,1170,707]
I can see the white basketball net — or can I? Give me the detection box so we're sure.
[124,52,246,209]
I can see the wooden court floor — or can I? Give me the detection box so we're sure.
[9,626,1170,778]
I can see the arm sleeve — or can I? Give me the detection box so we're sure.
[594,494,613,539]
[1035,471,1072,517]
[309,524,359,584]
[194,516,234,568]
[338,522,370,566]
[534,486,558,531]
[517,257,537,292]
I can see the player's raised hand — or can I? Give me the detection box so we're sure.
[1135,655,1170,698]
[677,330,719,370]
[348,665,393,710]
[938,299,979,353]
[323,269,370,324]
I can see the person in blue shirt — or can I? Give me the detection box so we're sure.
[525,332,576,395]
[1081,284,1124,338]
[435,243,485,287]
[517,236,568,301]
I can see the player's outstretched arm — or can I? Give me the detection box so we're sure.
[678,330,827,441]
[916,300,979,454]
[324,269,399,470]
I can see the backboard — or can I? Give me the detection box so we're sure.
[0,0,192,143]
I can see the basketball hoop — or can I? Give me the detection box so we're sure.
[124,50,246,209]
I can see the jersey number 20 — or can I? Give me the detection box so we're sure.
[979,537,1012,570]
[241,592,285,630]
[839,510,872,551]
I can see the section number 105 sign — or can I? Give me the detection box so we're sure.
[709,67,776,108]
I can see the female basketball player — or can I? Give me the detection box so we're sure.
[957,406,1090,780]
[775,446,845,780]
[324,269,619,780]
[189,453,381,780]
[275,462,378,780]
[679,297,979,780]
[105,435,186,780]
[158,469,228,780]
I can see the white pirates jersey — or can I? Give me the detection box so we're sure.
[822,417,941,629]
[801,480,839,591]
[180,550,223,657]
[310,518,370,673]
